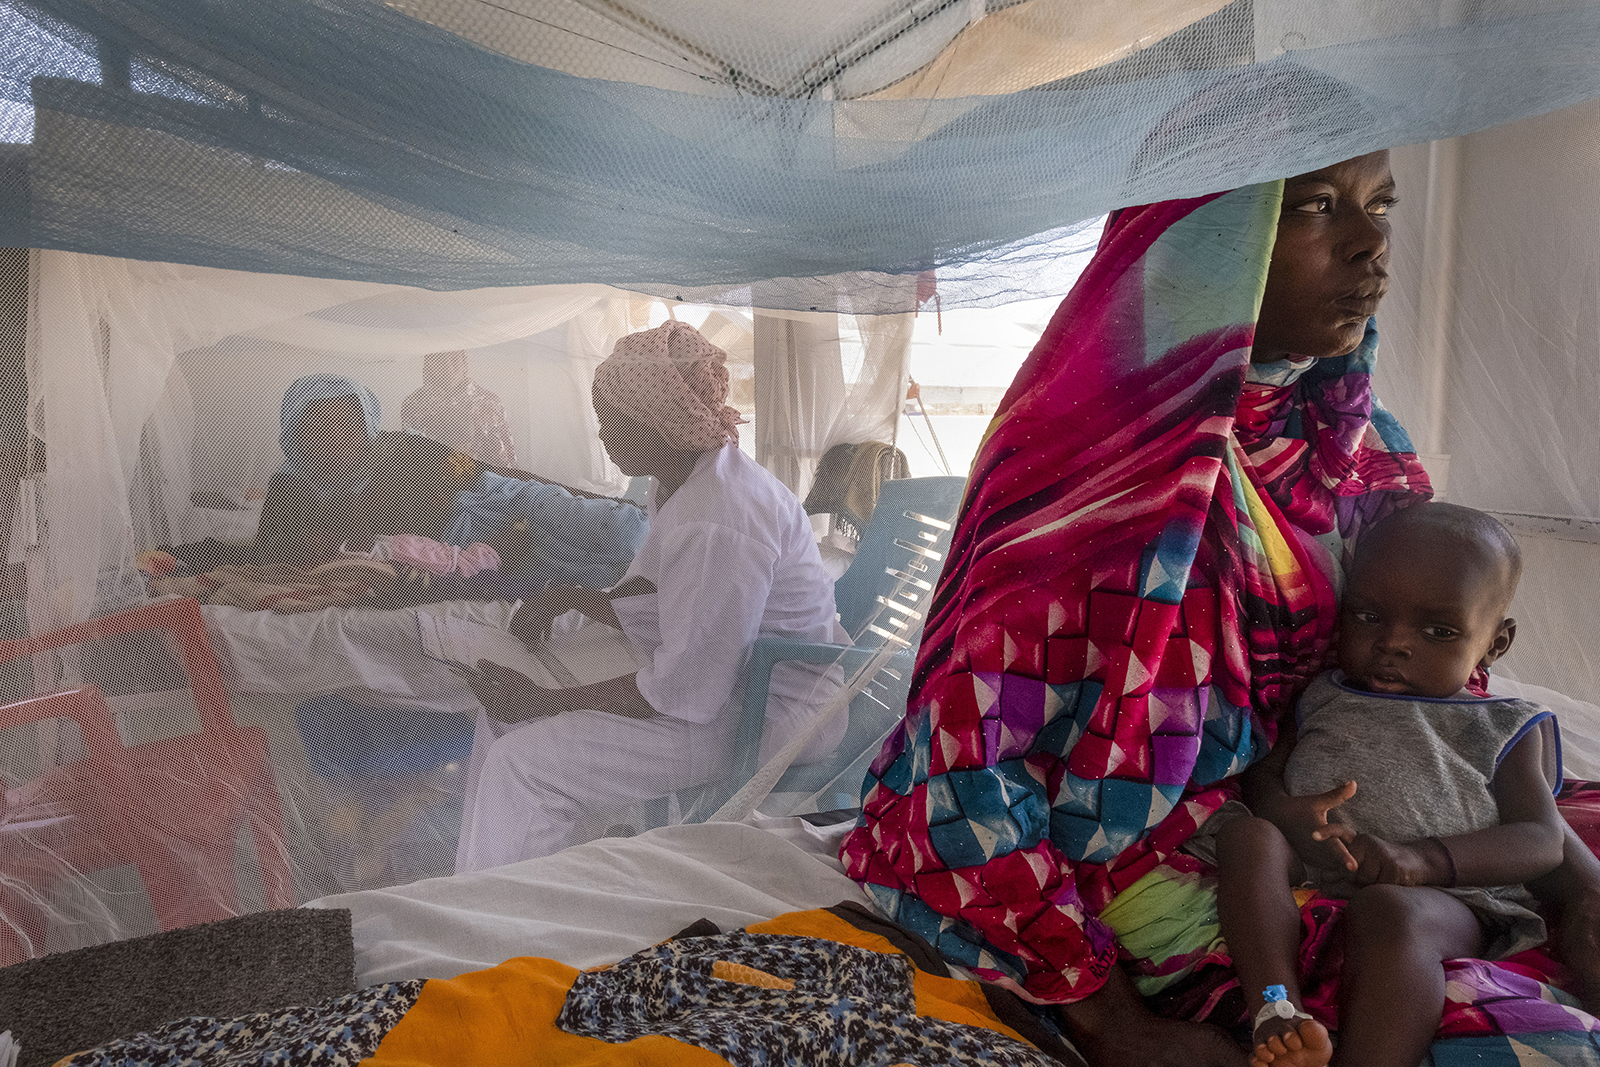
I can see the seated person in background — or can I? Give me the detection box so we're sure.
[403,349,517,468]
[251,374,645,593]
[455,321,844,870]
[1207,503,1564,1067]
[254,374,393,568]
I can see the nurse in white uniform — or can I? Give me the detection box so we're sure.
[455,321,843,871]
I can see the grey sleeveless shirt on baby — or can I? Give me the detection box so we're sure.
[1285,672,1561,958]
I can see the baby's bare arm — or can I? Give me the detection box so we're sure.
[1242,721,1360,873]
[1450,727,1565,885]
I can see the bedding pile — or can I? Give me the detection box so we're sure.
[150,559,402,614]
[14,809,1599,1067]
[52,906,1082,1067]
[43,895,1600,1067]
[142,538,502,613]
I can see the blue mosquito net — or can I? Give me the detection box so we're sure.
[4,0,1600,309]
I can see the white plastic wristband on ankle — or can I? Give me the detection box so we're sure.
[1254,985,1312,1031]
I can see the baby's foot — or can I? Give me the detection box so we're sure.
[1250,1017,1332,1067]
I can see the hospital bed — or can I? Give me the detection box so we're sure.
[305,684,1600,983]
[14,611,1600,1066]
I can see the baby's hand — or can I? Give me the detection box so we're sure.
[1315,826,1438,887]
[1270,780,1359,873]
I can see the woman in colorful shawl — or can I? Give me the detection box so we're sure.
[840,152,1600,1066]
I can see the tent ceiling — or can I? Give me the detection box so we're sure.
[9,0,1600,304]
[388,0,1230,99]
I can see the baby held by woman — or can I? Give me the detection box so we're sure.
[1208,502,1565,1067]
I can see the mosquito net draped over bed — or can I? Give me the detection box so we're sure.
[0,0,1599,1001]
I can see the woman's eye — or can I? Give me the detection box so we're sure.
[1368,197,1399,217]
[1290,195,1333,215]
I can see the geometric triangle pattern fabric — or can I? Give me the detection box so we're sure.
[842,184,1434,1004]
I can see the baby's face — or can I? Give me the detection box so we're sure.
[1337,540,1512,699]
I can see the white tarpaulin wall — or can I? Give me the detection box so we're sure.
[1376,112,1600,705]
[2,0,1600,982]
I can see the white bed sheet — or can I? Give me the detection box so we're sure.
[303,683,1600,989]
[201,599,515,714]
[306,815,868,985]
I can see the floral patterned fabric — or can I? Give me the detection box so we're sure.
[57,981,425,1067]
[558,931,1062,1067]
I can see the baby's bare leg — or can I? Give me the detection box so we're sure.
[1332,884,1484,1067]
[1216,816,1331,1067]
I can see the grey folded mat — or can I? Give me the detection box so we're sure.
[0,908,355,1067]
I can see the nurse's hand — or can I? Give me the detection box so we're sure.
[509,585,623,640]
[508,590,578,644]
[462,660,561,723]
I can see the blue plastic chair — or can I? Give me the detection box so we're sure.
[720,475,966,812]
[621,476,654,506]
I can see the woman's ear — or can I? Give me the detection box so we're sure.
[1481,617,1517,668]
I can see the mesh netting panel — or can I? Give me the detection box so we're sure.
[4,1,1600,305]
[1,0,1600,1009]
[2,272,977,958]
[0,600,291,959]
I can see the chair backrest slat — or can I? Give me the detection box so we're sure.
[833,476,966,644]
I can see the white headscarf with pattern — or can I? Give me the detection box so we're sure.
[592,321,745,451]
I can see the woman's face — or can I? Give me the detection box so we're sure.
[292,394,370,475]
[1252,150,1397,363]
[594,399,672,478]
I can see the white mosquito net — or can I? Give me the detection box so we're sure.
[1,0,1599,967]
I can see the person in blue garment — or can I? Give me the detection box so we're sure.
[255,373,645,594]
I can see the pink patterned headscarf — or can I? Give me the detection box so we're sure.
[592,321,745,451]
